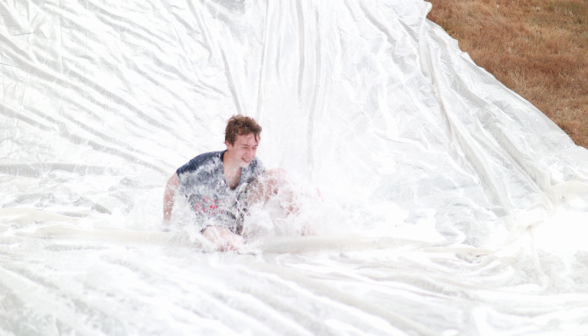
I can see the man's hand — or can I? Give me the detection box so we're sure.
[202,226,244,251]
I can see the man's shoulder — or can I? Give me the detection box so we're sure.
[191,151,223,164]
[246,156,265,175]
[177,151,223,175]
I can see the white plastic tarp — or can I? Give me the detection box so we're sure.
[2,0,588,335]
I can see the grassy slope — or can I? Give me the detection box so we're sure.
[426,0,588,148]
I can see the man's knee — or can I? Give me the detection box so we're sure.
[263,168,291,192]
[265,167,288,179]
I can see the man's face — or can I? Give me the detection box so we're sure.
[226,133,259,168]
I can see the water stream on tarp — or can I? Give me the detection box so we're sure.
[3,0,588,335]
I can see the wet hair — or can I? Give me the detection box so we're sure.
[225,115,262,145]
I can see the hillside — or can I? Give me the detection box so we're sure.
[427,0,588,148]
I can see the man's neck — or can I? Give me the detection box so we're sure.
[222,151,241,189]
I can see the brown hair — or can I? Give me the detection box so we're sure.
[225,115,262,145]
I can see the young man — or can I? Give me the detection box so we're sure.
[163,115,289,250]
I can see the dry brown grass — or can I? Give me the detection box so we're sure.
[427,0,588,148]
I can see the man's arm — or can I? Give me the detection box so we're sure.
[163,173,180,222]
[247,168,286,203]
[248,168,298,214]
[247,168,318,236]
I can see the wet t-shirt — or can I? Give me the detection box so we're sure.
[176,150,265,234]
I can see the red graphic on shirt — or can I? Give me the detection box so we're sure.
[193,196,224,215]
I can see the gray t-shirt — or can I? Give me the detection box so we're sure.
[176,150,265,234]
